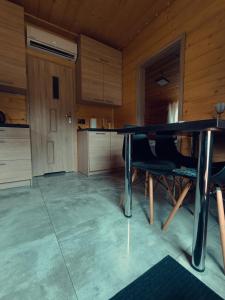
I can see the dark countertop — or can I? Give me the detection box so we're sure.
[0,123,29,128]
[78,128,118,132]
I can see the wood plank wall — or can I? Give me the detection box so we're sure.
[0,93,27,124]
[114,0,225,160]
[76,104,114,128]
[145,52,180,124]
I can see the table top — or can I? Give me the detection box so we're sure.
[116,119,225,135]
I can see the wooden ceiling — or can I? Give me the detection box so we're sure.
[11,0,175,49]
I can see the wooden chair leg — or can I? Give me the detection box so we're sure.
[153,179,159,192]
[145,171,149,197]
[163,181,192,231]
[149,175,154,224]
[132,168,138,183]
[162,175,177,206]
[216,187,225,273]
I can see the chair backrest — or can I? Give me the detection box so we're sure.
[131,134,156,162]
[155,135,178,161]
[155,135,197,168]
[212,163,225,186]
[122,125,156,162]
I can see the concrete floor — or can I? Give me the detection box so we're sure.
[0,172,224,300]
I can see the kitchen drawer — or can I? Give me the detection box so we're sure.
[0,138,31,160]
[0,160,32,183]
[0,127,29,139]
[89,132,111,171]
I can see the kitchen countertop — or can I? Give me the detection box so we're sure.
[0,123,29,128]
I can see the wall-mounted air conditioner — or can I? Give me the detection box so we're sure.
[27,25,77,62]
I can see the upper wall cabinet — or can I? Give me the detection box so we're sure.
[77,35,122,106]
[0,0,26,92]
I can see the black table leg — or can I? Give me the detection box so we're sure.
[192,130,214,271]
[124,133,132,217]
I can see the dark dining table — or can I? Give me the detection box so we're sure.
[117,119,225,272]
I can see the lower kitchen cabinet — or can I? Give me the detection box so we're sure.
[0,126,32,188]
[77,131,124,176]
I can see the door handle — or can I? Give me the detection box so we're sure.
[65,112,72,124]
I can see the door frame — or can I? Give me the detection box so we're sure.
[136,33,186,125]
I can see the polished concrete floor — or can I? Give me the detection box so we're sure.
[0,172,224,300]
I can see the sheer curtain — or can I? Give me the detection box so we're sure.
[167,101,178,123]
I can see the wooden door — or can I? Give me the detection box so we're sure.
[28,55,76,176]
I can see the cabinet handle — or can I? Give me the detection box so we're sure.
[0,163,6,166]
[96,132,106,135]
[0,140,5,143]
[0,129,5,131]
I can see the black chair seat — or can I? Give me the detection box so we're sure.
[172,163,225,185]
[172,168,197,179]
[133,160,176,173]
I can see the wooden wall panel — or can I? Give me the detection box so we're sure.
[0,93,27,124]
[76,104,114,128]
[115,0,225,160]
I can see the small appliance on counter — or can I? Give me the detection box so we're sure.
[90,118,97,128]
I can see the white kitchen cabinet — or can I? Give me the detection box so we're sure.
[0,126,32,188]
[77,130,124,175]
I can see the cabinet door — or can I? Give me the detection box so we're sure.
[79,35,122,106]
[81,56,104,103]
[103,63,122,106]
[110,132,124,168]
[0,0,26,90]
[89,132,111,171]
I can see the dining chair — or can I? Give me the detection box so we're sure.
[122,132,176,224]
[162,163,225,272]
[154,134,198,201]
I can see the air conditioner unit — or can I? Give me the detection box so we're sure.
[27,25,77,62]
